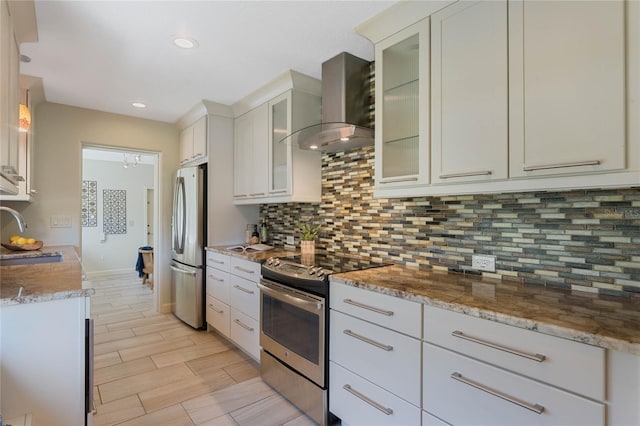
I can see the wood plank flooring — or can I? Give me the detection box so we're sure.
[86,273,316,426]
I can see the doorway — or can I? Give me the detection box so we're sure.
[80,146,158,291]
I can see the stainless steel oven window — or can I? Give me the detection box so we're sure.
[259,279,325,386]
[262,292,320,364]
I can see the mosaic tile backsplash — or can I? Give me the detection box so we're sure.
[260,147,640,297]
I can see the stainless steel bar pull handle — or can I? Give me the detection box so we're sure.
[451,372,545,414]
[234,318,254,332]
[210,259,225,265]
[208,275,224,282]
[379,175,419,184]
[439,170,492,179]
[234,266,255,274]
[170,265,197,276]
[343,299,394,316]
[208,303,224,314]
[344,329,393,351]
[523,159,600,172]
[233,284,254,294]
[343,384,393,415]
[451,331,546,362]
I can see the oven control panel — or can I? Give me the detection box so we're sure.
[263,257,329,282]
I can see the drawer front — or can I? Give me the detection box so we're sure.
[206,295,230,337]
[206,251,230,272]
[330,361,421,426]
[423,305,605,400]
[205,267,230,304]
[230,256,261,282]
[330,281,422,338]
[423,343,605,426]
[330,310,421,406]
[229,276,259,320]
[230,308,259,361]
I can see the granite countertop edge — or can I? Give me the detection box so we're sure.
[206,244,298,261]
[1,288,95,307]
[331,270,640,357]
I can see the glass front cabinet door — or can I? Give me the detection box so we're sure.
[269,91,291,195]
[374,19,430,197]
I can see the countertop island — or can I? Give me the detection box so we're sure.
[0,245,94,305]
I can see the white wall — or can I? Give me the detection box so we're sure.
[81,158,154,275]
[4,102,179,311]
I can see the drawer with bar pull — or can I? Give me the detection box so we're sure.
[206,251,230,273]
[230,256,261,282]
[422,342,605,426]
[330,310,421,406]
[206,295,230,337]
[205,267,230,304]
[330,361,421,426]
[423,305,605,401]
[330,281,422,338]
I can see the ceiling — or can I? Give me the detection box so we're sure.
[21,1,396,124]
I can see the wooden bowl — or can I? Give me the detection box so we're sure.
[1,241,44,251]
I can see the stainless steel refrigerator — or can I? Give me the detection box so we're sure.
[171,165,206,328]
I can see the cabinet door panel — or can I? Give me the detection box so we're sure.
[374,19,430,191]
[233,112,252,198]
[431,0,508,183]
[509,0,625,177]
[192,116,207,160]
[251,103,269,197]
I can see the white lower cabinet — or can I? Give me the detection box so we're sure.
[423,343,605,426]
[205,251,260,361]
[330,361,421,426]
[329,281,422,425]
[205,294,230,338]
[229,308,259,360]
[330,310,421,406]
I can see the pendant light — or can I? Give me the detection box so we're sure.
[19,104,31,133]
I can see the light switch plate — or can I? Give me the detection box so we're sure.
[50,215,72,228]
[286,235,295,245]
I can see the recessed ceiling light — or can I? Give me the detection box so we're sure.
[173,36,198,49]
[340,137,350,142]
[132,102,146,108]
[310,145,318,150]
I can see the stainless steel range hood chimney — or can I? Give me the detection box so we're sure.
[281,52,374,153]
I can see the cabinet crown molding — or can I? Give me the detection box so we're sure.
[231,70,320,118]
[356,0,455,43]
[176,100,233,129]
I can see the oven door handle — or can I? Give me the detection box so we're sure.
[258,282,324,311]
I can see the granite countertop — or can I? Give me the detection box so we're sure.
[332,265,640,356]
[206,244,297,262]
[1,245,94,306]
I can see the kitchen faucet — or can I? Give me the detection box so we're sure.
[0,206,27,232]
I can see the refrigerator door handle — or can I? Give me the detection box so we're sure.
[173,176,186,254]
[170,264,197,276]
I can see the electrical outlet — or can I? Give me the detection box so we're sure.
[472,254,496,272]
[286,235,295,245]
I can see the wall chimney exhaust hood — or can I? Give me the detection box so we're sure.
[281,52,374,153]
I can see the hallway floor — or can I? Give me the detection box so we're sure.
[86,273,315,426]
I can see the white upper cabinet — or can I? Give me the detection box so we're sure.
[179,115,207,166]
[233,103,268,200]
[361,0,638,198]
[0,0,20,195]
[232,71,321,205]
[431,0,508,184]
[374,20,430,197]
[508,0,626,178]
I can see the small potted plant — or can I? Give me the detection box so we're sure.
[299,223,321,255]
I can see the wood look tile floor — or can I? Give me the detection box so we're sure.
[86,273,316,426]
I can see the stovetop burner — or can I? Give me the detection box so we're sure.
[261,252,391,297]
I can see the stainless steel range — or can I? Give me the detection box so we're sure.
[259,253,390,425]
